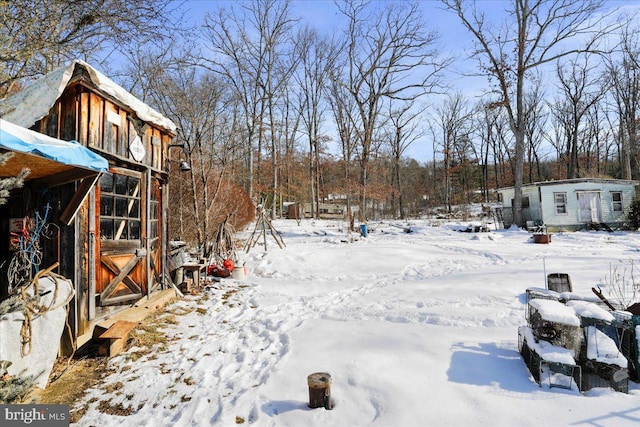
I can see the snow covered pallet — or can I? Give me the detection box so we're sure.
[527,299,582,357]
[580,325,629,393]
[518,326,581,391]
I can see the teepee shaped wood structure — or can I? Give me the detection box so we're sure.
[212,214,237,265]
[245,205,285,252]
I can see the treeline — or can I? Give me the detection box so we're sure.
[1,0,639,250]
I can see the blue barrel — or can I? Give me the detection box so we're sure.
[360,224,368,237]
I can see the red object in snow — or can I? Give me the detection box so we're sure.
[207,264,219,276]
[223,259,235,272]
[207,263,230,277]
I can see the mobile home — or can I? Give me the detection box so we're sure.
[497,178,638,231]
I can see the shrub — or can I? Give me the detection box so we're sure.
[627,199,640,230]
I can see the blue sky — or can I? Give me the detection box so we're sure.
[175,0,639,161]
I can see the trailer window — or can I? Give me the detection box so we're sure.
[554,192,567,214]
[611,192,622,212]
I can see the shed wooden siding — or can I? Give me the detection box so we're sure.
[28,70,173,336]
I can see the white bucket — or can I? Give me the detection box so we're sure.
[232,265,246,280]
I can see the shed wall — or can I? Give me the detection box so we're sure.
[498,180,637,230]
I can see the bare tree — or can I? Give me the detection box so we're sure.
[140,62,242,255]
[337,0,448,222]
[552,55,609,178]
[0,0,179,97]
[328,71,359,228]
[295,26,340,219]
[583,105,615,176]
[202,0,297,216]
[278,84,303,218]
[443,0,618,226]
[428,93,473,213]
[473,104,494,203]
[472,101,510,202]
[606,23,640,180]
[522,83,550,183]
[385,100,426,219]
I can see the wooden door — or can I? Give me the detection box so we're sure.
[578,192,602,223]
[97,170,145,306]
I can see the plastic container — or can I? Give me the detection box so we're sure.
[232,263,247,280]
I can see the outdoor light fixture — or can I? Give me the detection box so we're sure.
[167,143,191,172]
[179,160,191,172]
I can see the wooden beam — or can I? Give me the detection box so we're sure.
[59,174,101,225]
[100,255,142,294]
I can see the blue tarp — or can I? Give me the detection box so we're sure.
[0,118,108,172]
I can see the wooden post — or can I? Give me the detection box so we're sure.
[307,372,332,409]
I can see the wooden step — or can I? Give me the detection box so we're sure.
[98,320,138,356]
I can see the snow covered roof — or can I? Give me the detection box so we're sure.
[519,326,576,363]
[586,326,627,368]
[529,299,581,326]
[497,178,638,192]
[0,60,176,134]
[566,300,615,323]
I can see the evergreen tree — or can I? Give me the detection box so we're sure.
[0,152,28,206]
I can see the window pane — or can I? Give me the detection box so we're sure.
[151,179,160,201]
[150,201,158,220]
[100,195,113,216]
[612,192,622,202]
[130,199,140,218]
[116,198,128,217]
[100,173,113,193]
[115,219,127,239]
[129,221,140,240]
[128,176,140,196]
[115,174,128,195]
[100,171,143,242]
[100,219,114,240]
[150,221,158,240]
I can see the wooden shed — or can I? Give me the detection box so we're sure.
[0,60,178,350]
[497,178,638,231]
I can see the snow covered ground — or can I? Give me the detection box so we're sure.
[76,219,640,426]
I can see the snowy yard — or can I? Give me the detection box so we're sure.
[76,219,640,426]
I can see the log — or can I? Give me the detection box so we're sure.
[308,372,332,409]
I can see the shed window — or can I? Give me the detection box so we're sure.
[611,191,623,212]
[554,192,567,214]
[99,172,141,240]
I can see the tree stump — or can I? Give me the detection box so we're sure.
[307,372,332,409]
